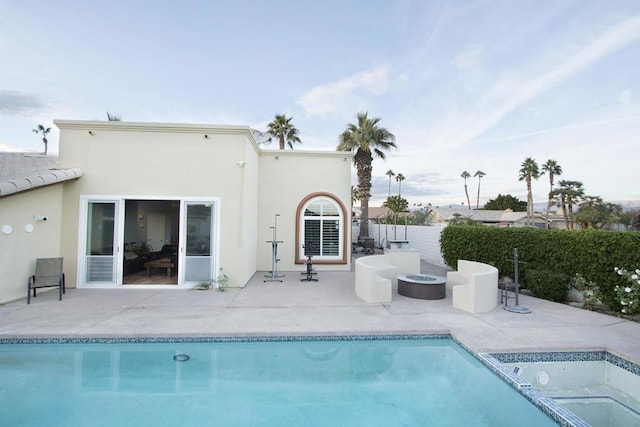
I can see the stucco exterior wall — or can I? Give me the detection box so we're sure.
[0,185,64,303]
[52,120,353,289]
[257,150,353,272]
[56,121,260,288]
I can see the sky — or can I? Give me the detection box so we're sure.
[2,0,640,209]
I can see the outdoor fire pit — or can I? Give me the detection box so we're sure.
[397,274,446,300]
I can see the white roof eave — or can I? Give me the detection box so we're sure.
[0,168,83,198]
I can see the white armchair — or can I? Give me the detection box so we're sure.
[447,260,499,313]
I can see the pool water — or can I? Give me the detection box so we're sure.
[0,338,558,426]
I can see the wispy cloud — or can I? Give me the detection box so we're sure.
[453,45,484,69]
[297,66,390,116]
[618,89,632,105]
[444,13,640,146]
[476,113,640,143]
[0,142,36,152]
[0,90,45,114]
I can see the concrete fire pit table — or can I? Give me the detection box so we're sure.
[397,274,446,300]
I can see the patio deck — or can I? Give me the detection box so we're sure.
[2,261,639,365]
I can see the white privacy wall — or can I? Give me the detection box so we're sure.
[404,224,448,268]
[353,223,448,268]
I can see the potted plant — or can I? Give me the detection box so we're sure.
[133,240,153,258]
[215,268,229,291]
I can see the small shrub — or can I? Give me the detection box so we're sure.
[571,273,601,309]
[525,269,570,302]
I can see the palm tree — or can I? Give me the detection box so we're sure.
[473,170,485,209]
[351,185,360,205]
[518,157,540,225]
[385,170,395,198]
[106,112,122,121]
[551,188,568,229]
[567,181,584,230]
[575,196,621,229]
[461,171,471,210]
[32,124,51,155]
[266,114,301,150]
[395,173,405,197]
[337,112,396,238]
[541,159,562,228]
[556,180,584,229]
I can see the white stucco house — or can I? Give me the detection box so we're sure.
[0,120,353,303]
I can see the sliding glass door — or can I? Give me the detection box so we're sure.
[81,198,217,287]
[182,202,216,283]
[85,201,119,283]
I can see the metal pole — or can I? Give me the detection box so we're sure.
[513,248,519,306]
[404,214,408,240]
[503,247,531,314]
[394,216,397,240]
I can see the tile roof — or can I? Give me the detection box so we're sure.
[0,152,82,197]
[0,152,56,180]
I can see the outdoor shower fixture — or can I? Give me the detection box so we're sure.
[264,214,284,283]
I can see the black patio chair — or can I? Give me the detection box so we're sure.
[359,237,375,254]
[27,258,65,304]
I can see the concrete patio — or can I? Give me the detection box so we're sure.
[2,261,639,365]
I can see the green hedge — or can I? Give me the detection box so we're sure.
[525,269,570,302]
[440,226,640,309]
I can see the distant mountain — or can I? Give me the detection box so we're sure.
[428,201,640,213]
[617,200,640,211]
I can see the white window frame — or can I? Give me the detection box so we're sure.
[299,196,344,261]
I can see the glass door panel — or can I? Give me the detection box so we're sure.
[183,203,214,283]
[86,201,118,283]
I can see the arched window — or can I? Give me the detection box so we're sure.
[296,194,347,264]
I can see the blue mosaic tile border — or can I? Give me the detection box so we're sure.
[606,352,640,376]
[0,333,451,345]
[490,350,640,376]
[490,351,607,363]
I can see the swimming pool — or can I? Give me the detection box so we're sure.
[0,336,559,426]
